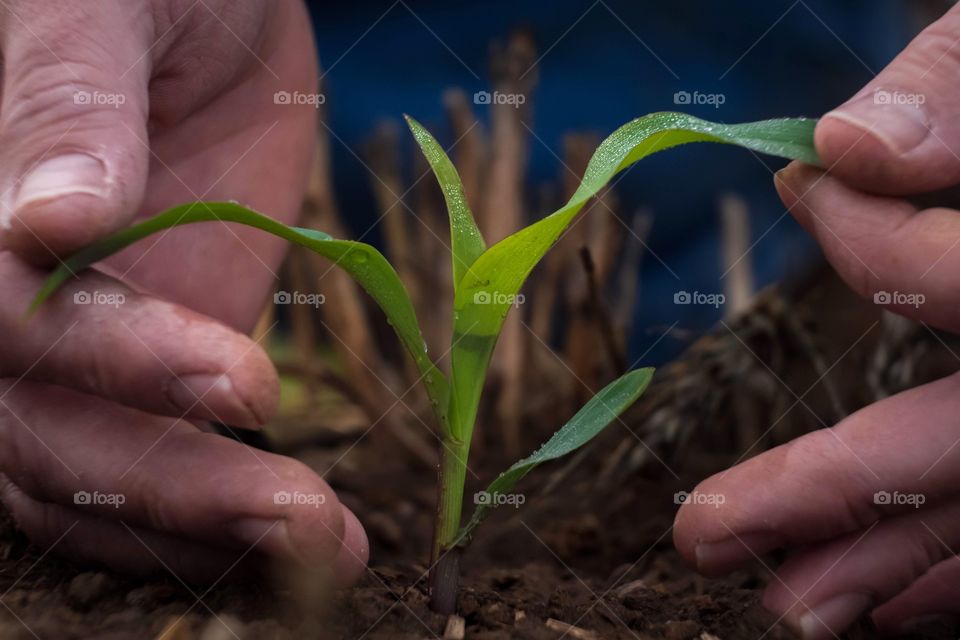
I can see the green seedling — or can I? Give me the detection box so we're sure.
[31,111,820,613]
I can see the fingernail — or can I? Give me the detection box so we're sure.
[825,90,930,155]
[695,531,783,573]
[166,373,261,428]
[773,167,794,197]
[229,517,301,561]
[773,167,792,188]
[13,154,108,215]
[799,593,871,640]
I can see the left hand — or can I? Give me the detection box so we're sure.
[0,0,369,585]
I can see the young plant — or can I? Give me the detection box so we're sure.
[30,111,820,613]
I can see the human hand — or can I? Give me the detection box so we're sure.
[0,0,368,585]
[675,4,960,637]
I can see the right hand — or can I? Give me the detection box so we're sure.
[676,5,960,636]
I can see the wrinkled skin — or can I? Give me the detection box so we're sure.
[675,4,960,638]
[0,0,367,585]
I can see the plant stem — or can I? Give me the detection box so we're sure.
[429,435,469,613]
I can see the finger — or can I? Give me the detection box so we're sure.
[872,556,960,635]
[759,501,960,640]
[0,252,278,429]
[673,371,960,577]
[0,0,153,263]
[814,3,960,194]
[2,474,366,587]
[776,162,960,331]
[332,507,370,587]
[0,379,369,584]
[0,474,250,583]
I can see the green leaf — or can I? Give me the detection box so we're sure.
[455,367,654,544]
[404,114,486,289]
[29,201,449,418]
[446,112,819,443]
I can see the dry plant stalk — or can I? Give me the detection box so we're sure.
[283,250,323,401]
[303,97,435,466]
[364,122,415,293]
[560,135,595,388]
[443,89,486,212]
[719,192,755,318]
[363,122,426,384]
[480,29,538,458]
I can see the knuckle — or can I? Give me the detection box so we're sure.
[3,64,134,136]
[910,16,960,78]
[4,485,72,555]
[785,430,879,530]
[268,458,344,546]
[0,382,28,473]
[273,457,338,506]
[911,526,945,580]
[147,0,272,123]
[813,222,886,302]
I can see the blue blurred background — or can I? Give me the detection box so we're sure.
[303,0,919,363]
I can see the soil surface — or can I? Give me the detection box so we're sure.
[2,444,954,640]
[2,474,951,640]
[0,483,808,640]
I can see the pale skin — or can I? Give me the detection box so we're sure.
[0,0,958,634]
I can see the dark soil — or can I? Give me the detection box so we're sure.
[0,482,805,640]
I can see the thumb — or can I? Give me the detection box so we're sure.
[0,1,152,264]
[815,4,960,195]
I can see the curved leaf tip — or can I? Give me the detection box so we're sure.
[404,114,486,290]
